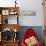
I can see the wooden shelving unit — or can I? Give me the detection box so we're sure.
[0,7,19,46]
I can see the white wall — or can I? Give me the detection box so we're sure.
[18,0,44,26]
[0,0,44,26]
[0,0,15,7]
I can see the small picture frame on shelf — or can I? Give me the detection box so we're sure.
[0,32,1,41]
[9,10,15,15]
[2,10,9,15]
[9,9,18,15]
[10,11,18,15]
[10,11,15,15]
[0,15,1,24]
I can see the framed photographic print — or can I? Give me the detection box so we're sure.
[0,32,1,41]
[10,11,15,15]
[10,11,18,15]
[2,10,9,15]
[9,10,15,15]
[0,15,1,24]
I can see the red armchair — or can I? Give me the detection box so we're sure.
[21,28,41,46]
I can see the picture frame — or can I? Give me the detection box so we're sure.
[0,32,1,41]
[2,10,9,15]
[10,11,18,15]
[22,11,36,16]
[0,15,1,24]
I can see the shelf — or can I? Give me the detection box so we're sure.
[1,14,19,16]
[0,7,19,46]
[1,15,18,24]
[0,7,19,10]
[0,24,20,32]
[2,40,19,43]
[1,40,19,46]
[0,7,20,31]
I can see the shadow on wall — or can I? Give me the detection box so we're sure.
[18,26,43,44]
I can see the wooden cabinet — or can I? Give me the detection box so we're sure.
[43,0,46,26]
[2,41,19,46]
[43,0,46,46]
[44,27,46,46]
[0,7,19,46]
[0,7,19,24]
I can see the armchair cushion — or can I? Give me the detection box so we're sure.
[21,28,41,46]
